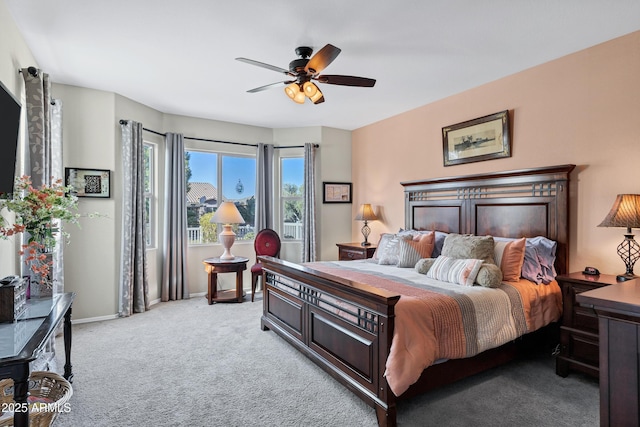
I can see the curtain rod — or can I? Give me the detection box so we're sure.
[118,120,318,149]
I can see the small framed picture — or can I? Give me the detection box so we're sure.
[64,168,111,198]
[323,182,352,204]
[442,110,511,166]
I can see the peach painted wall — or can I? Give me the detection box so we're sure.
[352,30,640,276]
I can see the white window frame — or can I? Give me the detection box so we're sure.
[279,155,304,241]
[143,141,156,248]
[184,148,257,246]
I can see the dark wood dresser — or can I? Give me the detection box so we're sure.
[336,242,376,261]
[556,272,619,379]
[577,279,640,427]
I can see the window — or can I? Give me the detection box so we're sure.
[185,150,256,244]
[281,157,304,240]
[143,142,155,248]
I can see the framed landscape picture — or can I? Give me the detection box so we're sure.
[64,167,111,198]
[323,182,352,203]
[442,110,511,166]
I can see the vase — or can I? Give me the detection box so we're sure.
[24,232,55,298]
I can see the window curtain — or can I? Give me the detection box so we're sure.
[20,68,51,187]
[119,120,149,316]
[161,132,189,301]
[255,143,274,231]
[20,70,66,293]
[302,143,317,262]
[21,68,62,370]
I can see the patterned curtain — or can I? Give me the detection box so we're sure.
[20,68,51,187]
[255,143,274,231]
[20,69,67,294]
[161,133,189,301]
[119,121,149,316]
[21,68,62,370]
[302,143,317,262]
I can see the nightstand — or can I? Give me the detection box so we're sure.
[556,272,620,379]
[336,242,376,261]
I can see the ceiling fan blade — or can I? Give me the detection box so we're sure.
[305,44,341,75]
[236,58,292,76]
[246,81,294,93]
[315,75,376,87]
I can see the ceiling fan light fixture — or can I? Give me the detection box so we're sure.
[284,83,306,104]
[309,90,324,104]
[240,44,375,105]
[303,81,319,97]
[284,83,300,100]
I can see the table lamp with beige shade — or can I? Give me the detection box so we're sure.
[598,194,640,281]
[210,201,245,260]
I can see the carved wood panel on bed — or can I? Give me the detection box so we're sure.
[259,164,575,427]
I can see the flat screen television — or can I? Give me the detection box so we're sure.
[0,80,21,196]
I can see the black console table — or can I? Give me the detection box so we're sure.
[0,292,75,427]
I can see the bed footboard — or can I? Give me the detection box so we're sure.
[259,256,400,427]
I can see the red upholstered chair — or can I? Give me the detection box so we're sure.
[251,228,281,302]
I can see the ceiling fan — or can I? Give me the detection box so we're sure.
[236,44,376,105]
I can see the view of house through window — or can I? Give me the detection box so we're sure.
[185,150,256,244]
[281,157,304,240]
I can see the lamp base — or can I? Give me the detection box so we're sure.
[616,273,637,282]
[219,225,237,260]
[360,220,371,248]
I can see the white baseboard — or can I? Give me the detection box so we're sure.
[72,293,209,324]
[72,313,120,324]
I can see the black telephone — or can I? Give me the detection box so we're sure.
[583,266,600,276]
[0,275,20,285]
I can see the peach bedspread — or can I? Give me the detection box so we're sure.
[306,261,562,396]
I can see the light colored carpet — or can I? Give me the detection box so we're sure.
[53,297,598,427]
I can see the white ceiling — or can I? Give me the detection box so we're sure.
[6,0,640,131]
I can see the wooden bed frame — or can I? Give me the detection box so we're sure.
[259,164,575,427]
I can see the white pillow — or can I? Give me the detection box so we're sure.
[426,255,483,286]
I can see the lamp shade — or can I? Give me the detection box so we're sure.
[284,83,305,104]
[303,81,319,97]
[210,201,245,225]
[354,204,378,221]
[598,194,640,230]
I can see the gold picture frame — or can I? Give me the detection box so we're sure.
[442,110,511,166]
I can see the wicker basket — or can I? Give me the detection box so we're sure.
[0,371,73,427]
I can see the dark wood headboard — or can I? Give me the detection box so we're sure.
[400,164,575,275]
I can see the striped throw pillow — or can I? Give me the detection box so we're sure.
[396,232,435,267]
[426,255,483,286]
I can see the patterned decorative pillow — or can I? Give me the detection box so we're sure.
[493,237,526,281]
[441,234,496,265]
[475,263,503,288]
[373,233,412,265]
[397,229,449,257]
[397,232,435,268]
[426,255,483,286]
